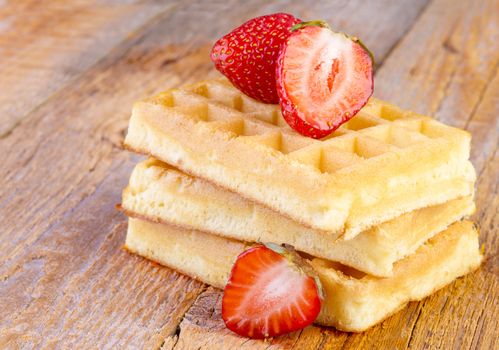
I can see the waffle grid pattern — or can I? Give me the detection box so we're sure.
[147,78,459,175]
[126,78,473,233]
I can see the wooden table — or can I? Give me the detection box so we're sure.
[0,1,497,349]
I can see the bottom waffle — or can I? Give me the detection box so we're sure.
[125,218,482,332]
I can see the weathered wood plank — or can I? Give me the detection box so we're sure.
[0,0,175,137]
[375,0,498,135]
[252,0,430,68]
[466,69,499,176]
[0,162,206,348]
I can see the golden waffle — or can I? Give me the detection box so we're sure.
[124,78,475,236]
[125,218,482,332]
[122,158,475,277]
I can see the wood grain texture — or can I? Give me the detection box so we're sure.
[0,0,175,137]
[0,0,496,349]
[373,2,498,347]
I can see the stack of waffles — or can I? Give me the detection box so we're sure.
[121,78,482,332]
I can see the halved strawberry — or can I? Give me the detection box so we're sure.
[211,13,300,104]
[276,21,374,138]
[222,243,323,339]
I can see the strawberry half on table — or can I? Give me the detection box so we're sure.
[222,244,323,339]
[211,13,300,104]
[277,21,374,138]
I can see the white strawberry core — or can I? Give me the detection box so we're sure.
[260,261,304,301]
[239,260,308,318]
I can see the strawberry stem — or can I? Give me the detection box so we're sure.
[291,20,331,32]
[264,242,286,254]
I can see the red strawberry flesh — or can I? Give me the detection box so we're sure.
[211,13,300,104]
[222,245,322,339]
[277,23,374,138]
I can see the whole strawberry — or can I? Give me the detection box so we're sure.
[211,13,300,104]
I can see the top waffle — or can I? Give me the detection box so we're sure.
[124,78,475,235]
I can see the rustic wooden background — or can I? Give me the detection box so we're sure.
[0,0,497,349]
